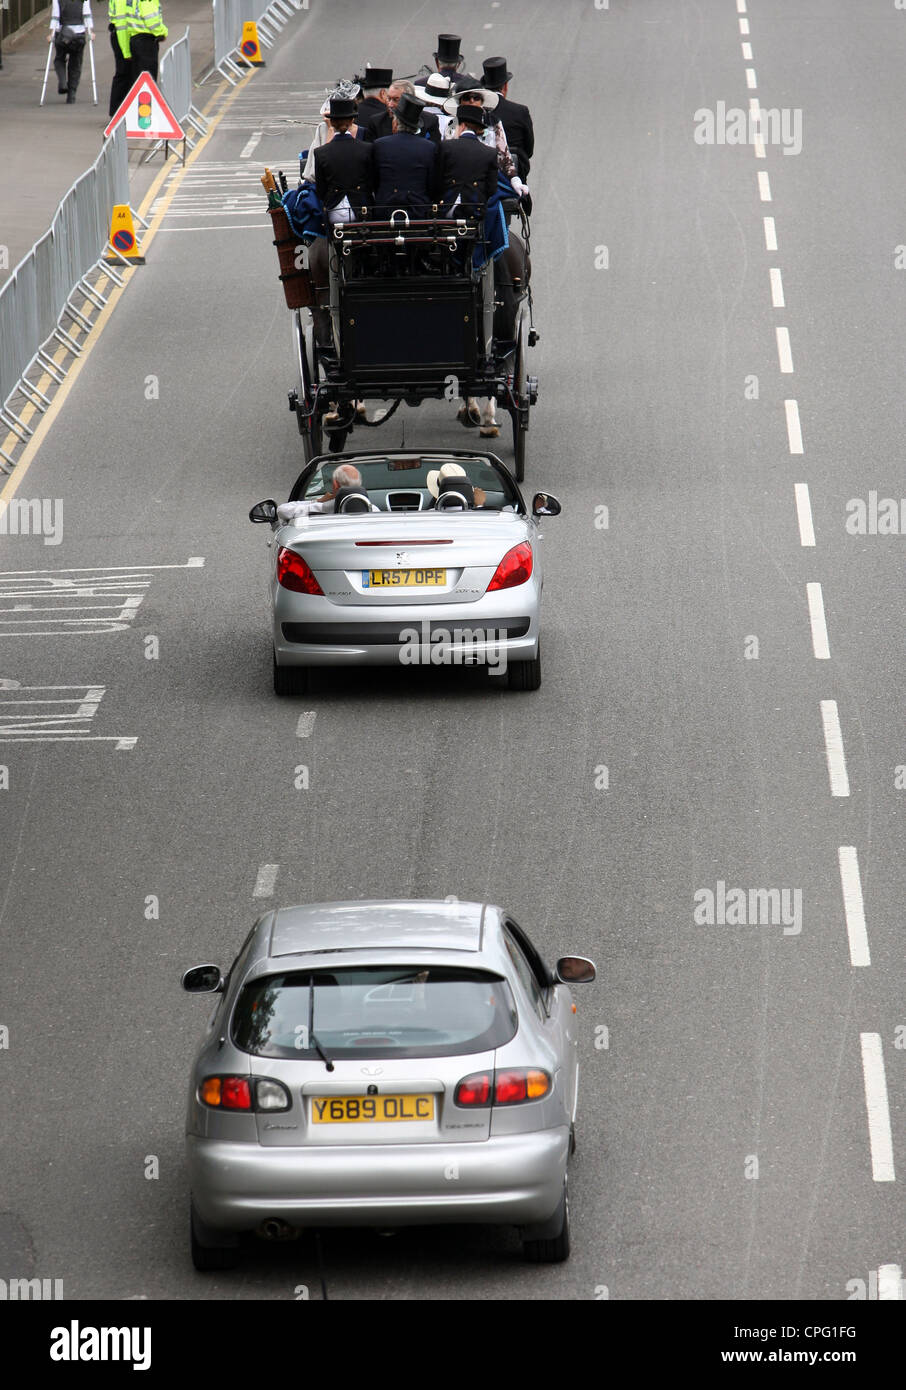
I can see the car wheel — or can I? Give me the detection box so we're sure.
[507,644,541,691]
[190,1202,240,1272]
[273,650,310,696]
[521,1176,570,1264]
[569,1122,577,1156]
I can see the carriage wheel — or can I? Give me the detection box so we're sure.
[511,313,528,483]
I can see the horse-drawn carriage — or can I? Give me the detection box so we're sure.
[285,205,539,481]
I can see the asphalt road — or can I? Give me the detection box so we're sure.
[0,0,902,1302]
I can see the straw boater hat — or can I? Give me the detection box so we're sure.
[426,462,468,497]
[413,72,453,106]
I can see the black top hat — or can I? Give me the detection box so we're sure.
[456,102,485,128]
[362,65,393,89]
[482,56,514,90]
[434,33,462,64]
[393,91,425,129]
[328,96,357,120]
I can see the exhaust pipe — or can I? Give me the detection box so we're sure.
[258,1218,297,1241]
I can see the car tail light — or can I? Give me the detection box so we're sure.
[487,542,533,591]
[455,1072,492,1106]
[199,1076,290,1112]
[454,1068,551,1107]
[277,547,323,595]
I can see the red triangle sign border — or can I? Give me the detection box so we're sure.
[104,74,185,142]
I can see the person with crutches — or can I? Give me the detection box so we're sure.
[49,0,94,104]
[108,0,132,117]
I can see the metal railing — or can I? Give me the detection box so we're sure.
[0,124,136,472]
[211,0,304,86]
[148,27,209,158]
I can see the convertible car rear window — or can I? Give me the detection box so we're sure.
[232,966,518,1059]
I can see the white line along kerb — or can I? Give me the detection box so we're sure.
[838,846,871,968]
[794,484,816,546]
[807,584,830,659]
[860,1033,896,1182]
[820,699,850,797]
[785,399,803,454]
[253,863,279,898]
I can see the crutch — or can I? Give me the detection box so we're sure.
[88,32,98,104]
[39,35,53,106]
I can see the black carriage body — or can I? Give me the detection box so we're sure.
[339,276,479,390]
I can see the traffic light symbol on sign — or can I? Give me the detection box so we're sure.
[138,89,152,130]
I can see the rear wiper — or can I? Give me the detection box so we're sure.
[308,976,334,1072]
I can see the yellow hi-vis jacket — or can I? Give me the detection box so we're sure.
[125,0,167,41]
[109,0,132,57]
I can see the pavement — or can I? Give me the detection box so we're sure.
[0,0,216,286]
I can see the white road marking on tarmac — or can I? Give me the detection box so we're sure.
[745,68,757,89]
[764,215,777,249]
[878,1265,904,1299]
[785,400,803,453]
[737,0,747,12]
[240,131,263,158]
[253,863,279,897]
[770,268,785,307]
[820,700,850,796]
[739,16,749,33]
[838,847,871,967]
[157,225,273,233]
[860,1034,895,1181]
[794,484,815,546]
[0,684,135,746]
[296,711,317,738]
[776,326,794,372]
[758,171,771,201]
[742,42,753,59]
[806,583,830,659]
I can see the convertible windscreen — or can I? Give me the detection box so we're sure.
[232,966,518,1059]
[296,456,520,512]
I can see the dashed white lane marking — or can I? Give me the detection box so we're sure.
[737,0,747,12]
[753,134,765,159]
[483,21,492,27]
[758,171,772,201]
[838,847,871,968]
[745,68,757,89]
[742,41,753,59]
[296,710,317,737]
[785,399,803,454]
[820,700,850,797]
[739,16,749,33]
[253,863,279,897]
[860,1034,896,1181]
[764,216,777,249]
[807,583,831,659]
[794,484,816,546]
[239,130,263,159]
[878,1264,904,1299]
[770,268,785,307]
[776,326,794,372]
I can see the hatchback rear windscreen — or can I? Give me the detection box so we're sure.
[232,966,518,1059]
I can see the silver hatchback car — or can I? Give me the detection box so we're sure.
[249,450,561,693]
[183,900,595,1269]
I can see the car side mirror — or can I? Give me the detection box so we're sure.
[532,492,561,518]
[249,499,278,524]
[555,955,596,984]
[182,964,224,993]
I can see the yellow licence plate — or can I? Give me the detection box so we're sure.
[366,569,446,587]
[311,1094,435,1124]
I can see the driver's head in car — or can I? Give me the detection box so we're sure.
[276,463,377,524]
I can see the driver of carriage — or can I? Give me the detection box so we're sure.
[276,463,380,522]
[415,33,475,93]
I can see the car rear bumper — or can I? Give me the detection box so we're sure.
[187,1129,568,1232]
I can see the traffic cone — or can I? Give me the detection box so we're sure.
[105,204,145,264]
[238,22,265,66]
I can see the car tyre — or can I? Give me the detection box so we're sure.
[190,1202,240,1272]
[273,650,310,696]
[506,644,541,691]
[521,1176,570,1264]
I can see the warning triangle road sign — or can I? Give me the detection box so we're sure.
[104,75,185,142]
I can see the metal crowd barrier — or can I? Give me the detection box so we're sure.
[148,28,209,160]
[0,124,136,472]
[211,0,304,86]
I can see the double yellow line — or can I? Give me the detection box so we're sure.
[0,67,256,505]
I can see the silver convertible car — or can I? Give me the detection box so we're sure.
[183,900,595,1269]
[249,450,561,693]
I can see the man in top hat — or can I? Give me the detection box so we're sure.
[481,56,534,179]
[415,33,474,92]
[356,65,395,140]
[372,90,439,218]
[438,101,498,215]
[313,95,375,223]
